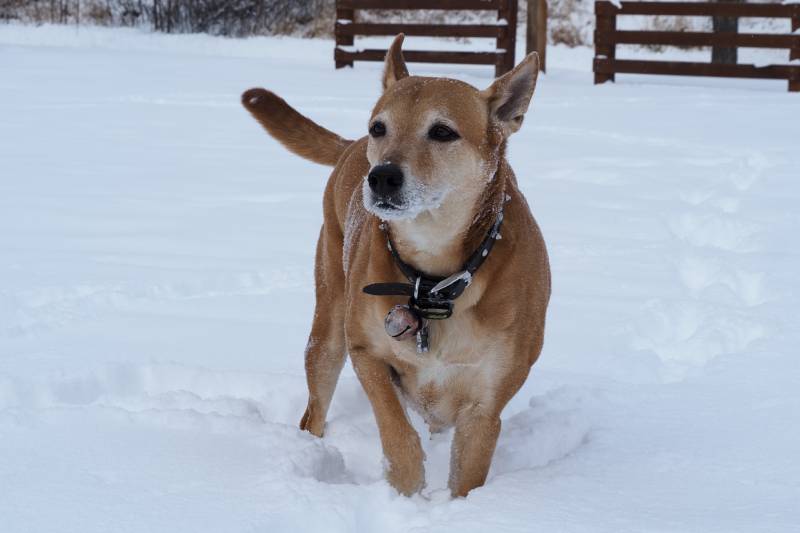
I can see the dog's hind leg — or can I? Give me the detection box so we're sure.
[299,224,346,437]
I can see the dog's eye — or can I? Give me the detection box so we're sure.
[428,124,459,142]
[369,121,386,138]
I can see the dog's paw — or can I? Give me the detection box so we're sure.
[299,403,325,437]
[385,433,426,496]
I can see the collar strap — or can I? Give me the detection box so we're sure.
[363,208,505,320]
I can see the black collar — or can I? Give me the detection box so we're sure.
[363,207,505,353]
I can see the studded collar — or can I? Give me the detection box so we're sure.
[363,206,505,353]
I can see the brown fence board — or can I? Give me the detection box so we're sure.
[595,1,799,18]
[335,48,503,65]
[336,22,503,38]
[594,58,800,80]
[593,1,800,91]
[339,0,502,10]
[595,30,800,49]
[334,0,516,76]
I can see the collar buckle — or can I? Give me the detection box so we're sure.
[430,270,472,297]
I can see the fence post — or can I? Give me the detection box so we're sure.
[594,1,616,84]
[507,0,518,74]
[526,0,547,72]
[712,0,742,64]
[496,0,517,76]
[335,0,354,69]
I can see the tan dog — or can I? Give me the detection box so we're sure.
[242,35,550,498]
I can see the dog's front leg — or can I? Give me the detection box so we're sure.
[448,404,502,497]
[351,350,425,495]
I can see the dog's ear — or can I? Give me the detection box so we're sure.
[482,52,540,137]
[382,34,409,91]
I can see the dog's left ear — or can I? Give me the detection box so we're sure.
[482,52,540,137]
[383,34,409,91]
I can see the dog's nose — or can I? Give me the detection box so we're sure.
[368,164,404,196]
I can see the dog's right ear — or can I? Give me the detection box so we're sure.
[382,34,409,91]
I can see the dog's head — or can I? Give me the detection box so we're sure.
[363,34,540,221]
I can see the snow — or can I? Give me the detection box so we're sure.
[2,24,800,533]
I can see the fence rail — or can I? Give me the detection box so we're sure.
[595,30,800,50]
[595,1,799,17]
[593,1,800,92]
[338,0,504,9]
[336,23,505,38]
[334,0,517,76]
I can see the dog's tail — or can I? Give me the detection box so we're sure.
[242,88,354,167]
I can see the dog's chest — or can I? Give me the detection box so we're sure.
[389,313,505,428]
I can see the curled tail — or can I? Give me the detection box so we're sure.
[242,88,354,167]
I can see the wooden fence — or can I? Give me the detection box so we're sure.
[334,0,518,77]
[593,1,800,92]
[527,0,547,72]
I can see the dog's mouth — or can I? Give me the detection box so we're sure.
[361,176,449,221]
[368,198,410,220]
[375,200,402,211]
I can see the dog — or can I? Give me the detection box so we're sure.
[242,34,550,498]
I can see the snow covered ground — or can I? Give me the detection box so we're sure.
[1,25,799,532]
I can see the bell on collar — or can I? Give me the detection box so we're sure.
[384,304,421,341]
